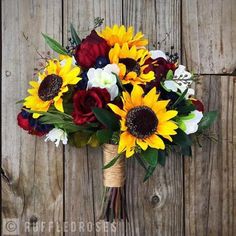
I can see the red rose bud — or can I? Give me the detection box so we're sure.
[74,30,110,69]
[190,98,204,112]
[17,111,52,136]
[17,112,31,131]
[72,87,110,125]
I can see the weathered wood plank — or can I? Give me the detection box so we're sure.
[123,0,181,53]
[184,76,236,236]
[63,1,123,235]
[182,0,236,74]
[122,0,184,235]
[1,0,63,235]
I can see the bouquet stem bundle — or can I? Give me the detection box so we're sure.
[100,144,128,222]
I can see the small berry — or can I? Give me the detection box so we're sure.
[94,56,109,68]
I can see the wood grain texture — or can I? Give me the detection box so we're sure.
[182,0,236,74]
[122,1,183,235]
[123,0,181,53]
[63,1,123,235]
[1,0,63,235]
[184,76,236,236]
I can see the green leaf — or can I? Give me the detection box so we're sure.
[172,128,192,147]
[181,146,192,156]
[141,148,158,167]
[135,154,148,171]
[70,23,81,45]
[92,107,120,131]
[176,100,195,115]
[158,150,166,166]
[102,154,121,169]
[171,88,188,108]
[198,111,217,132]
[16,99,25,104]
[72,132,91,148]
[166,70,174,80]
[143,166,156,182]
[60,123,85,133]
[96,129,112,144]
[42,33,68,55]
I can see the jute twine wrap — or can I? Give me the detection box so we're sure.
[103,144,126,187]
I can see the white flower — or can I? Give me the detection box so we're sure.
[45,128,68,147]
[164,65,194,98]
[178,110,203,135]
[174,65,192,82]
[87,64,119,100]
[149,50,167,60]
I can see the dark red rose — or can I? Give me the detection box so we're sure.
[144,57,176,93]
[72,88,110,125]
[190,98,204,112]
[74,30,110,69]
[17,112,31,131]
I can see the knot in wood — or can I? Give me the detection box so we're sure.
[151,194,160,206]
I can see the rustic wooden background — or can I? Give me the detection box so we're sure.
[1,0,236,235]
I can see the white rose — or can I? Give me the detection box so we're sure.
[87,64,119,100]
[178,110,203,135]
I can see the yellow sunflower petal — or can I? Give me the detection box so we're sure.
[152,100,170,113]
[59,57,72,76]
[54,98,64,112]
[137,139,148,150]
[143,87,158,108]
[157,121,178,135]
[157,110,178,122]
[146,135,165,150]
[33,113,41,119]
[118,131,135,154]
[126,147,135,158]
[27,88,38,95]
[63,67,81,84]
[131,85,144,106]
[120,119,127,131]
[108,104,126,118]
[161,135,173,142]
[29,81,40,88]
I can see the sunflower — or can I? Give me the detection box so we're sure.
[98,24,148,48]
[24,57,81,118]
[108,85,178,157]
[109,43,155,85]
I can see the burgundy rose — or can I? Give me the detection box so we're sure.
[17,112,31,131]
[144,57,176,93]
[72,87,110,125]
[74,30,110,69]
[190,99,204,112]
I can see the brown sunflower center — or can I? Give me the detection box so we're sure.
[126,106,158,139]
[120,58,141,76]
[38,74,63,101]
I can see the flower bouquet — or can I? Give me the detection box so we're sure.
[17,19,217,222]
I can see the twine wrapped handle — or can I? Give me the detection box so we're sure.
[103,144,125,187]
